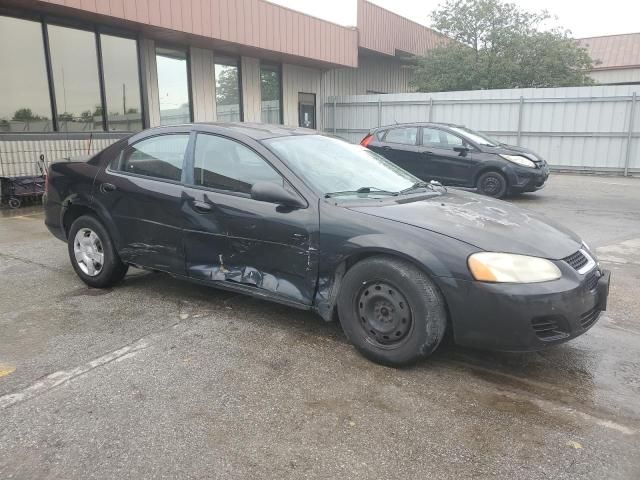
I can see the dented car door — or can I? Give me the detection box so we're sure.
[181,132,319,306]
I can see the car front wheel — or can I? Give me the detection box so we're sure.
[67,214,128,288]
[477,171,508,198]
[337,256,447,367]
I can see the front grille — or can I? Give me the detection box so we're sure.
[531,316,569,341]
[585,271,599,291]
[580,307,601,330]
[563,250,588,271]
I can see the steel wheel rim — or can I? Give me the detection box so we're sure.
[73,228,104,277]
[356,281,413,348]
[482,176,501,195]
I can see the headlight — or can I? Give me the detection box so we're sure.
[468,252,561,283]
[500,154,536,168]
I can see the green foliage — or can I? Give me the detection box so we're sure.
[13,108,43,121]
[412,0,595,92]
[216,66,241,105]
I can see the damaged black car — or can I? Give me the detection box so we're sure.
[44,123,610,366]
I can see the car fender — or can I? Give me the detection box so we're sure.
[60,193,122,248]
[313,225,477,321]
[473,158,517,186]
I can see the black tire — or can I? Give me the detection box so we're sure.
[8,197,21,209]
[337,256,447,367]
[67,214,128,288]
[477,170,508,198]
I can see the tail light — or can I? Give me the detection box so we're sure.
[360,134,374,147]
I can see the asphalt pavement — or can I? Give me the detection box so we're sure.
[1,173,639,479]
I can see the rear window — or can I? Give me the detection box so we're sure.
[111,134,189,181]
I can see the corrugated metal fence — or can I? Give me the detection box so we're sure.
[0,135,123,177]
[324,85,640,175]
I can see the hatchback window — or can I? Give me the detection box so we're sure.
[422,128,465,150]
[383,127,418,146]
[193,134,283,194]
[113,134,189,181]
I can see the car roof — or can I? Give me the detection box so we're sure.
[141,122,317,140]
[373,122,464,131]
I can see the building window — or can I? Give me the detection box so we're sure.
[0,16,53,132]
[215,57,242,122]
[101,34,143,131]
[156,47,191,126]
[48,24,105,132]
[260,63,282,124]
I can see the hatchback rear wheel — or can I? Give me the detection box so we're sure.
[67,214,128,288]
[337,256,447,366]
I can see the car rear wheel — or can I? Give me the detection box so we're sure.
[67,214,128,288]
[477,171,508,198]
[337,256,447,367]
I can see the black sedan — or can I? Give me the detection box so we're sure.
[44,123,609,366]
[361,122,550,198]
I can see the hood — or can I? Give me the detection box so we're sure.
[347,190,581,259]
[487,144,546,164]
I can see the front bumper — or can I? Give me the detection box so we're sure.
[507,164,550,193]
[440,267,610,352]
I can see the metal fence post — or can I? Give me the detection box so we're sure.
[428,97,433,122]
[377,96,382,127]
[624,92,637,177]
[517,96,524,147]
[333,98,337,135]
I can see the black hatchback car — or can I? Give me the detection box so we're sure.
[361,122,550,198]
[44,123,608,366]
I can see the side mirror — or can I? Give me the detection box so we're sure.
[250,181,305,208]
[453,146,470,156]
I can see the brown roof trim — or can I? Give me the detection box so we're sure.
[356,0,449,57]
[28,0,359,67]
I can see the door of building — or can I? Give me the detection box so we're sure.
[298,93,316,129]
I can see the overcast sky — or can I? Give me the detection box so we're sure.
[269,0,638,38]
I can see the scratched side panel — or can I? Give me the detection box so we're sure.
[181,187,319,305]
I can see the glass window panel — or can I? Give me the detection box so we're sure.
[384,127,418,145]
[215,57,242,122]
[101,34,143,131]
[156,47,191,126]
[260,64,282,124]
[194,134,283,194]
[0,16,53,132]
[48,24,104,132]
[114,134,189,181]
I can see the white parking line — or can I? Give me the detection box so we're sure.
[0,339,149,409]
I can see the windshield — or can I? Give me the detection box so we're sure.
[449,126,499,147]
[264,135,418,196]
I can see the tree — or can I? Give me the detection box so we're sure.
[216,66,241,105]
[13,108,42,121]
[412,0,595,92]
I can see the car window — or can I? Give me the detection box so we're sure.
[112,134,189,181]
[193,134,283,194]
[422,128,442,147]
[441,131,464,147]
[383,127,418,146]
[422,128,465,150]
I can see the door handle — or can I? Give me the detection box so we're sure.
[100,183,116,193]
[191,200,212,213]
[381,146,391,150]
[420,151,433,155]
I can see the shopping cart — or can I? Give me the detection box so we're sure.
[0,155,47,209]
